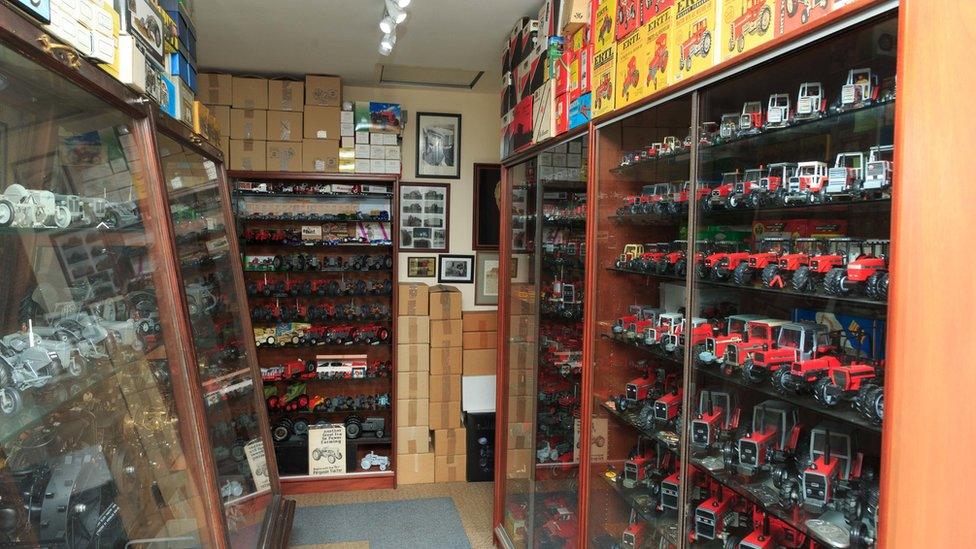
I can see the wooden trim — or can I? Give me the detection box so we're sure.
[390,179,400,484]
[257,495,296,549]
[281,473,396,494]
[492,166,513,531]
[228,170,399,182]
[154,106,225,162]
[471,163,502,251]
[501,125,589,167]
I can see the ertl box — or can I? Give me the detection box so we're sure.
[615,0,641,41]
[776,0,834,37]
[721,0,775,62]
[672,0,718,84]
[641,1,675,94]
[592,0,616,52]
[591,45,616,117]
[615,26,645,108]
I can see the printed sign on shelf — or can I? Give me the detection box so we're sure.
[245,439,272,491]
[671,0,718,84]
[308,423,347,476]
[722,0,775,62]
[615,26,646,107]
[640,2,675,95]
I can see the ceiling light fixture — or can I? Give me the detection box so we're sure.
[378,0,410,55]
[394,0,411,8]
[385,0,408,24]
[379,31,396,55]
[379,14,395,33]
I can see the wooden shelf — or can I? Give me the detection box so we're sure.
[229,171,399,182]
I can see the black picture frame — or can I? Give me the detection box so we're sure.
[415,112,461,179]
[472,163,501,250]
[399,183,450,252]
[437,254,474,284]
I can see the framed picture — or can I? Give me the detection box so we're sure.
[399,183,450,252]
[438,254,474,284]
[407,256,437,278]
[475,252,501,305]
[416,112,461,179]
[473,163,501,250]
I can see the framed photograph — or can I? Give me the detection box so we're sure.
[438,254,474,284]
[475,252,501,305]
[399,183,450,252]
[473,163,501,250]
[407,256,437,278]
[416,112,461,179]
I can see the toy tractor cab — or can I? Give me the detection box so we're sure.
[728,167,765,209]
[823,239,890,300]
[834,67,879,112]
[795,81,827,119]
[718,113,739,141]
[743,321,831,383]
[691,388,740,452]
[736,400,801,476]
[801,424,862,513]
[765,93,792,128]
[784,161,830,205]
[827,151,867,198]
[732,237,792,286]
[704,171,743,213]
[863,144,894,197]
[699,314,765,365]
[738,101,765,135]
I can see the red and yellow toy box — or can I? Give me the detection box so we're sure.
[615,26,645,107]
[641,0,676,24]
[593,0,617,52]
[592,45,616,116]
[721,0,774,62]
[776,0,834,36]
[615,0,641,41]
[639,1,675,95]
[671,0,718,84]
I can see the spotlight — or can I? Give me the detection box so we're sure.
[379,14,395,33]
[394,0,411,7]
[385,0,408,24]
[379,42,393,56]
[379,31,396,55]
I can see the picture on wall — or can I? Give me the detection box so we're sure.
[399,183,449,252]
[408,256,437,278]
[415,112,461,179]
[473,163,501,250]
[475,252,501,305]
[438,254,474,284]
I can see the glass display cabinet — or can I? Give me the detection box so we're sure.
[497,133,589,548]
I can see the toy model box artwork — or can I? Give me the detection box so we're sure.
[671,0,717,84]
[640,1,674,93]
[615,26,645,107]
[776,0,833,36]
[721,0,774,61]
[591,45,617,118]
[354,102,403,134]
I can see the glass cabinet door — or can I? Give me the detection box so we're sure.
[155,132,273,546]
[685,13,895,549]
[587,98,694,549]
[0,43,214,546]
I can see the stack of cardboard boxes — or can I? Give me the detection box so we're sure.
[428,285,465,483]
[506,285,538,480]
[396,282,434,484]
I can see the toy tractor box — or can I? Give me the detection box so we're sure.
[569,92,592,129]
[593,0,617,52]
[501,108,515,158]
[513,95,536,153]
[533,81,559,142]
[571,26,591,100]
[671,0,718,84]
[722,0,774,62]
[354,102,403,134]
[640,1,675,95]
[776,0,834,37]
[592,43,617,117]
[792,308,886,360]
[616,0,642,41]
[615,26,646,107]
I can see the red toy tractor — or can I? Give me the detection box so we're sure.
[720,318,789,376]
[742,321,833,384]
[701,171,742,213]
[697,240,745,280]
[822,239,889,300]
[736,400,801,477]
[698,314,765,365]
[595,73,613,110]
[654,240,689,275]
[646,33,669,87]
[679,19,712,71]
[690,389,740,451]
[730,237,792,286]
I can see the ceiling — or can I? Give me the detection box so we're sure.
[194,0,541,92]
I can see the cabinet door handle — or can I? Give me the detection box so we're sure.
[37,34,82,70]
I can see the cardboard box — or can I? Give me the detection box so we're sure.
[429,375,461,403]
[560,0,590,33]
[722,0,774,62]
[429,401,462,430]
[506,449,531,478]
[462,348,496,376]
[268,80,304,111]
[229,140,266,171]
[510,342,537,371]
[508,369,534,397]
[671,0,717,84]
[462,331,496,350]
[615,26,645,108]
[462,311,498,332]
[507,422,533,449]
[304,105,341,140]
[397,398,429,427]
[429,285,462,320]
[641,1,674,94]
[209,105,230,137]
[397,426,431,455]
[301,139,339,172]
[266,111,303,142]
[397,316,430,344]
[592,45,616,117]
[198,73,232,105]
[430,320,463,348]
[306,74,342,106]
[400,284,429,316]
[267,141,302,172]
[616,0,640,40]
[434,428,467,457]
[230,109,267,140]
[397,344,430,372]
[398,371,429,400]
[232,76,268,110]
[398,453,435,484]
[435,454,466,483]
[430,346,462,376]
[218,136,230,158]
[593,0,617,52]
[508,395,534,423]
[569,92,592,129]
[510,315,538,342]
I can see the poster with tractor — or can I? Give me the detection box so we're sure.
[640,1,675,94]
[591,45,617,117]
[671,0,718,84]
[776,0,833,36]
[615,26,645,108]
[722,0,774,62]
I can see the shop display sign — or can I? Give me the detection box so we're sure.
[591,46,617,117]
[671,0,717,84]
[308,423,347,476]
[640,2,675,94]
[593,0,617,51]
[722,0,775,62]
[245,439,272,491]
[776,0,834,36]
[615,26,645,107]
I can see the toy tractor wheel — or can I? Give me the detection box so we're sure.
[379,462,388,471]
[345,420,362,439]
[760,6,772,33]
[792,265,813,292]
[696,261,710,280]
[0,199,14,227]
[733,262,754,286]
[375,428,385,439]
[813,377,840,406]
[760,263,779,288]
[748,192,765,209]
[699,196,712,214]
[801,8,810,24]
[737,35,745,53]
[785,0,798,16]
[702,31,712,56]
[741,359,766,384]
[822,267,845,295]
[674,259,687,277]
[871,387,884,422]
[866,271,889,301]
[66,353,87,378]
[712,260,731,281]
[0,387,22,415]
[771,367,793,394]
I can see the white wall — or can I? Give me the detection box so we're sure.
[342,85,502,311]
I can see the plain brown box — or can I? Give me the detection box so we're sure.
[397,344,430,372]
[429,285,462,320]
[397,398,429,427]
[510,342,537,371]
[507,449,531,478]
[306,74,342,106]
[430,320,462,348]
[230,109,267,140]
[229,140,266,171]
[429,401,462,430]
[198,73,232,105]
[232,77,269,110]
[267,141,302,172]
[268,80,305,111]
[511,315,538,342]
[397,371,429,400]
[462,331,496,350]
[397,426,431,455]
[301,139,339,172]
[266,111,303,142]
[304,105,341,140]
[218,136,230,159]
[398,283,429,316]
[429,375,461,403]
[435,454,466,483]
[429,346,462,376]
[462,348,496,376]
[508,369,533,396]
[434,428,467,457]
[462,310,498,332]
[398,453,435,484]
[210,105,230,137]
[507,422,533,449]
[397,316,430,344]
[508,395,534,423]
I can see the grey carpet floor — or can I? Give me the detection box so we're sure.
[291,497,472,549]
